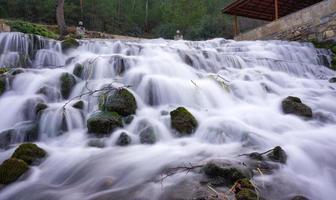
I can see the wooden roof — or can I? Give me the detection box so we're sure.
[222,0,324,21]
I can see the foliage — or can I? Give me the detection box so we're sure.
[6,20,58,39]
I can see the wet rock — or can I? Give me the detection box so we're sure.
[61,38,79,52]
[170,107,198,135]
[12,143,46,165]
[139,127,156,144]
[99,88,137,117]
[249,152,263,161]
[9,68,24,76]
[72,100,84,110]
[122,115,134,125]
[0,75,7,96]
[0,68,9,74]
[16,121,39,142]
[35,103,48,115]
[73,63,84,78]
[236,188,258,200]
[202,162,246,186]
[60,72,76,99]
[116,132,131,146]
[291,195,309,200]
[282,96,313,118]
[0,158,29,185]
[87,139,106,148]
[0,129,13,149]
[329,77,336,83]
[87,112,123,135]
[266,146,287,164]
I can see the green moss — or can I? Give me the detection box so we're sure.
[267,146,287,164]
[7,20,57,39]
[60,72,76,99]
[87,111,123,135]
[0,158,29,185]
[0,76,7,96]
[61,38,80,52]
[0,68,9,75]
[235,189,258,200]
[170,107,198,135]
[99,88,137,117]
[12,143,46,165]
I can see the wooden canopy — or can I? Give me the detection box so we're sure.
[222,0,324,21]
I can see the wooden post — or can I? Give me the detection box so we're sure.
[233,15,239,36]
[274,0,279,20]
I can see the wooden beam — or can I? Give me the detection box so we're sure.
[275,0,279,20]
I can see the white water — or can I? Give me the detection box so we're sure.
[0,32,336,200]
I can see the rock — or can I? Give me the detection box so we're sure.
[248,152,263,161]
[0,75,7,96]
[116,132,131,146]
[0,129,13,149]
[87,139,106,148]
[139,127,156,144]
[72,100,84,110]
[9,68,24,76]
[202,162,246,186]
[61,38,79,52]
[329,77,336,83]
[12,143,47,165]
[35,103,48,115]
[267,146,287,164]
[87,112,123,135]
[291,195,310,200]
[99,88,137,117]
[236,178,255,191]
[0,158,29,185]
[170,107,198,135]
[282,96,313,118]
[122,115,134,125]
[73,63,84,78]
[15,122,39,142]
[60,72,76,99]
[236,189,258,200]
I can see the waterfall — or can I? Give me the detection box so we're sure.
[0,32,335,200]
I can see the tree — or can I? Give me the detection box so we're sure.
[56,0,68,38]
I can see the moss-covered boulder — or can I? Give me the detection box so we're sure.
[72,100,84,110]
[35,103,48,115]
[236,189,258,200]
[170,107,198,135]
[12,143,46,165]
[60,72,76,99]
[0,75,7,96]
[139,127,156,144]
[267,146,287,164]
[282,96,313,118]
[99,89,137,117]
[116,132,131,146]
[61,38,79,52]
[0,158,29,185]
[73,63,84,78]
[202,162,246,187]
[87,112,123,135]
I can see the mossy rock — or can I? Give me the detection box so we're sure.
[0,68,9,75]
[87,112,123,135]
[0,158,29,185]
[202,162,246,186]
[61,38,79,52]
[236,189,258,200]
[35,103,48,115]
[236,178,255,191]
[139,127,156,144]
[73,63,84,78]
[60,72,76,99]
[282,96,313,118]
[72,100,84,110]
[12,143,47,165]
[267,146,287,164]
[0,76,7,96]
[99,88,137,117]
[116,132,131,146]
[170,107,198,135]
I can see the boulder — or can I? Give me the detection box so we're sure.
[72,100,84,110]
[61,38,79,52]
[0,129,13,149]
[99,89,137,117]
[329,77,336,83]
[236,188,258,200]
[139,127,156,144]
[202,162,246,186]
[35,103,48,115]
[170,107,198,135]
[87,112,123,135]
[0,75,7,96]
[60,72,76,99]
[122,115,134,125]
[12,143,46,165]
[282,96,313,118]
[0,158,29,185]
[116,132,131,146]
[73,63,84,78]
[267,146,287,164]
[16,122,39,142]
[87,139,106,148]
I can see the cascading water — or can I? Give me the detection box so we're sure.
[0,32,335,200]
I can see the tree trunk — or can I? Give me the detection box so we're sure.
[56,0,68,39]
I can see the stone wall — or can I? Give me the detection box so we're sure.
[235,0,336,41]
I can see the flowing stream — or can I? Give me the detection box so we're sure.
[0,32,335,200]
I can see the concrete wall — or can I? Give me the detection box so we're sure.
[235,0,336,41]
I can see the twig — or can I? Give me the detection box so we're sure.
[159,163,203,186]
[238,148,275,157]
